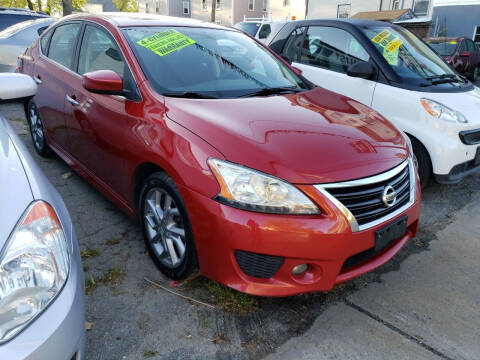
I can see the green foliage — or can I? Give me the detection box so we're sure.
[112,0,138,12]
[0,0,28,9]
[0,0,86,15]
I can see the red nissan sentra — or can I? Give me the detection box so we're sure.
[20,14,420,296]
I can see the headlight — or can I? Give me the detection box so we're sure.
[0,201,69,343]
[420,98,468,123]
[208,159,320,214]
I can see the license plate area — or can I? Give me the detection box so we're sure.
[375,215,408,252]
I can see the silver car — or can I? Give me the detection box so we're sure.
[0,18,54,72]
[0,73,85,360]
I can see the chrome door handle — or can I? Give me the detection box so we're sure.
[33,76,42,84]
[66,95,79,106]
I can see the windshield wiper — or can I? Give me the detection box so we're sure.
[425,74,457,81]
[162,91,217,99]
[422,74,464,85]
[240,87,303,98]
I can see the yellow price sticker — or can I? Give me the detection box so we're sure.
[372,30,391,44]
[385,38,403,53]
[137,29,196,57]
[449,41,457,45]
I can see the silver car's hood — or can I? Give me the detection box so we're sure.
[0,116,33,250]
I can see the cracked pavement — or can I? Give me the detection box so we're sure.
[1,99,479,360]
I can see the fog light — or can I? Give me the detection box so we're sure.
[292,264,308,275]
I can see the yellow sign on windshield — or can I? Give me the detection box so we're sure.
[385,38,403,53]
[137,29,196,57]
[372,30,391,44]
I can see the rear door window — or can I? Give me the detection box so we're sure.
[47,23,81,70]
[40,27,53,54]
[300,26,370,73]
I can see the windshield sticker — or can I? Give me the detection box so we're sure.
[383,48,399,66]
[372,30,391,44]
[449,41,457,44]
[385,38,403,53]
[137,29,196,56]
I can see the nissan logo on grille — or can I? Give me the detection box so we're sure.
[382,185,397,207]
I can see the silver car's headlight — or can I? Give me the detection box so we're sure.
[0,201,69,343]
[208,159,320,214]
[420,98,468,123]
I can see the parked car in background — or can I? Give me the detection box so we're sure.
[20,13,420,297]
[0,7,50,32]
[0,73,85,359]
[267,19,480,186]
[0,18,55,72]
[425,37,480,81]
[234,18,288,43]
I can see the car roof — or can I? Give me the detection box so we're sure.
[293,18,399,28]
[0,7,49,16]
[64,13,227,29]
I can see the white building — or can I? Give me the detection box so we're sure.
[137,0,191,17]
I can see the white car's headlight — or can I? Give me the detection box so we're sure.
[0,201,69,343]
[420,98,468,123]
[208,159,320,214]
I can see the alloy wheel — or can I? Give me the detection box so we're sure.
[29,106,45,151]
[143,188,187,269]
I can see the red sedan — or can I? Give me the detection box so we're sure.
[426,37,480,81]
[20,14,420,296]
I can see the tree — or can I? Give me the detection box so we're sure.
[113,0,138,12]
[0,0,84,15]
[210,0,215,22]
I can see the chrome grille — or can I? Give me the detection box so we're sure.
[314,159,415,232]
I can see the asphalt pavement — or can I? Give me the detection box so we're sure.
[1,97,479,360]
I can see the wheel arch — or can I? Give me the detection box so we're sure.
[133,161,166,214]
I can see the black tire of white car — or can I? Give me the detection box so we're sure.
[27,99,51,157]
[139,172,198,280]
[410,137,432,188]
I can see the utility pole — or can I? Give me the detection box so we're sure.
[211,0,216,22]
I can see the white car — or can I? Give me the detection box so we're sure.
[234,19,288,43]
[0,73,85,359]
[0,18,55,72]
[267,19,480,186]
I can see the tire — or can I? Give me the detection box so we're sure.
[410,136,431,188]
[27,99,51,157]
[472,66,478,82]
[139,172,198,280]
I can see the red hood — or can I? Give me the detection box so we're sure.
[165,87,407,184]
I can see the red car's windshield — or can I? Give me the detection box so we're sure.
[426,40,458,57]
[122,26,310,98]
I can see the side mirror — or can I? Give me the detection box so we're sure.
[82,70,123,95]
[460,51,470,57]
[346,61,376,80]
[281,55,292,65]
[0,73,37,101]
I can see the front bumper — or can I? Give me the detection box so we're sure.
[435,146,480,184]
[0,232,86,360]
[179,175,421,297]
